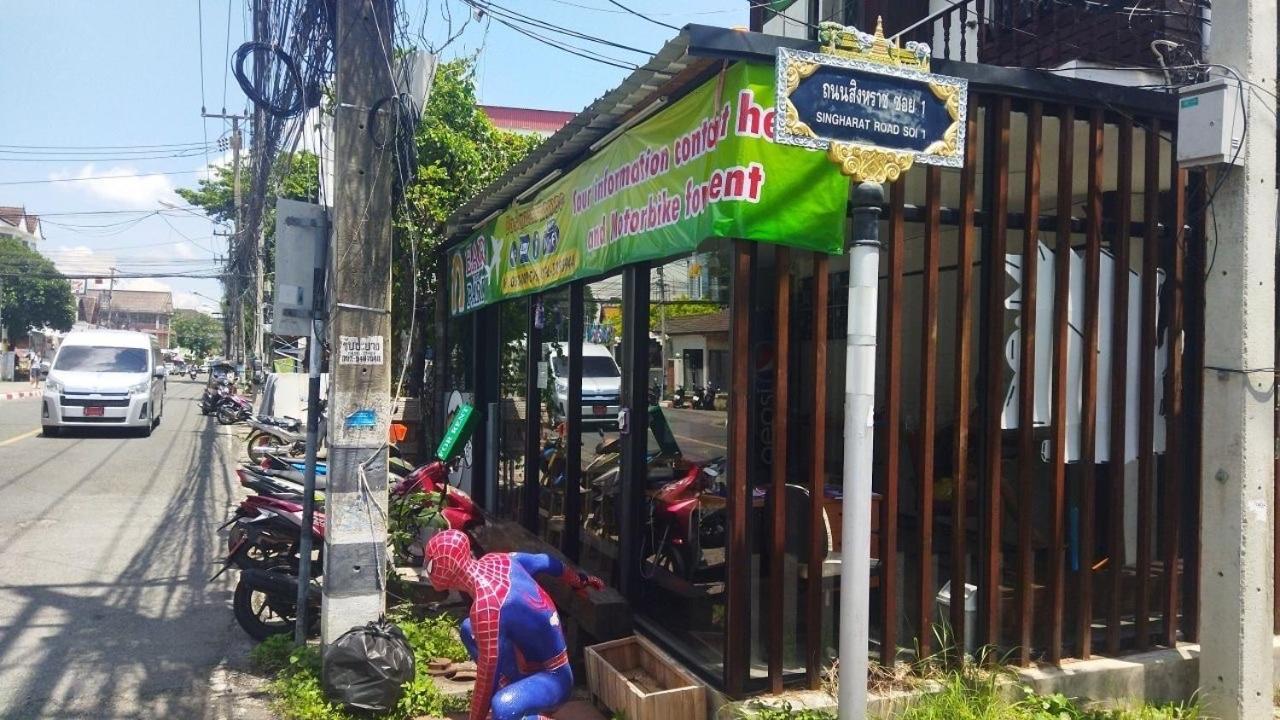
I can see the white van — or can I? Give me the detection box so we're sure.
[545,342,621,428]
[41,329,166,437]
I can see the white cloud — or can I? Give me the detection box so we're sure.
[119,277,171,292]
[48,245,116,276]
[173,291,216,313]
[49,165,180,209]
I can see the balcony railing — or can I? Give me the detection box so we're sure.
[891,0,1206,70]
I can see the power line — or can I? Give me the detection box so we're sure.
[467,0,657,55]
[474,6,638,70]
[0,170,205,187]
[603,0,681,31]
[0,141,210,150]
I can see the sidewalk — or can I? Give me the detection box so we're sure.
[0,381,41,401]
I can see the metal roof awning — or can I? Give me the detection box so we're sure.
[444,23,1177,248]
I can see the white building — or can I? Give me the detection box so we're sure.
[0,206,43,252]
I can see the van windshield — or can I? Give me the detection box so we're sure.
[551,356,620,378]
[54,346,148,373]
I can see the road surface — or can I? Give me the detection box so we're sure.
[0,378,270,719]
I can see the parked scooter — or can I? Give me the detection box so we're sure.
[697,383,718,410]
[216,392,254,424]
[199,382,231,415]
[640,455,728,579]
[671,385,689,409]
[219,407,480,641]
[245,409,320,463]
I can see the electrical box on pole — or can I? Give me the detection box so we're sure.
[273,200,328,338]
[1177,78,1245,167]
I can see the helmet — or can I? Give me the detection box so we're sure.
[424,529,472,591]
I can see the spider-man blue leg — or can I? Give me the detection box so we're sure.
[489,665,573,720]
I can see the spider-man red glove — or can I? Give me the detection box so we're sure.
[560,568,605,597]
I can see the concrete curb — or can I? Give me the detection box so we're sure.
[0,389,40,402]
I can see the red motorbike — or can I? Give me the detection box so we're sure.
[639,457,728,580]
[218,456,481,640]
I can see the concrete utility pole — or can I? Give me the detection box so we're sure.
[206,111,249,361]
[1199,1,1277,718]
[252,0,269,369]
[322,0,396,648]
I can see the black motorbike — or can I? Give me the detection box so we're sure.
[697,384,718,410]
[199,383,231,415]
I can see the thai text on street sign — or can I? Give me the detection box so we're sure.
[775,20,969,182]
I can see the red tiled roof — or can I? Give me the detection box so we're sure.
[0,206,24,228]
[664,310,730,336]
[0,206,41,236]
[481,105,575,136]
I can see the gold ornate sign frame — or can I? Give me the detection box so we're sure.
[774,20,969,182]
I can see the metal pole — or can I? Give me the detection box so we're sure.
[294,315,323,644]
[839,182,883,720]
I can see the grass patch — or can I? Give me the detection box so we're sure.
[255,614,472,720]
[895,670,1202,720]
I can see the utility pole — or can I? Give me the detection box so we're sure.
[252,0,269,371]
[322,0,396,649]
[205,111,249,362]
[657,270,668,392]
[1199,0,1277,717]
[105,267,117,328]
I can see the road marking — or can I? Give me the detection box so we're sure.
[0,428,41,447]
[673,433,727,452]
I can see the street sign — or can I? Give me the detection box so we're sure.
[775,20,969,182]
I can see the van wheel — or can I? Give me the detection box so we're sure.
[42,426,59,438]
[138,421,153,438]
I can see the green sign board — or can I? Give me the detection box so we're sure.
[448,62,851,317]
[436,403,477,462]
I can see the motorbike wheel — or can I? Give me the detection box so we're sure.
[640,531,688,579]
[246,431,274,463]
[216,405,241,425]
[232,565,313,641]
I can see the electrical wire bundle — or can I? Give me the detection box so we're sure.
[225,0,335,342]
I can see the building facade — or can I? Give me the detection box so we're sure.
[0,206,43,252]
[433,6,1219,704]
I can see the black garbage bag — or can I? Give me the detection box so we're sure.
[323,618,416,713]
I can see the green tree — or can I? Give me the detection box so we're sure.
[650,297,724,332]
[171,308,223,359]
[393,58,540,391]
[176,150,320,287]
[0,237,75,341]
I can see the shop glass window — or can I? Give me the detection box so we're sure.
[497,298,530,521]
[534,289,572,548]
[634,243,731,681]
[576,273,625,586]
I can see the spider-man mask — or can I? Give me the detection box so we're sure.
[425,529,471,591]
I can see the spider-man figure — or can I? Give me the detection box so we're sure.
[425,530,604,720]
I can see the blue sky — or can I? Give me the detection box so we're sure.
[0,1,748,313]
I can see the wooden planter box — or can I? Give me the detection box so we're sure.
[585,635,705,720]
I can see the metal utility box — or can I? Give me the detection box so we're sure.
[273,200,328,337]
[1177,78,1244,167]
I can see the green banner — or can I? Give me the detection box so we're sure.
[448,62,850,317]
